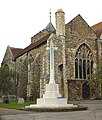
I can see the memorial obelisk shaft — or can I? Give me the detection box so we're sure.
[49,40,56,83]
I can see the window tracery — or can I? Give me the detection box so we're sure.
[75,43,93,79]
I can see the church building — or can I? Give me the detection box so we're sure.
[2,9,102,100]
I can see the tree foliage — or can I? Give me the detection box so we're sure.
[88,59,102,99]
[0,66,15,96]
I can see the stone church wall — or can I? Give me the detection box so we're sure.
[65,15,98,80]
[16,53,28,98]
[17,57,28,99]
[65,15,98,100]
[2,46,15,70]
[27,42,47,99]
[31,30,49,43]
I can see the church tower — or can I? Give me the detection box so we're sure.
[55,9,65,37]
[55,9,68,98]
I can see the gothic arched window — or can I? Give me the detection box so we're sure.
[75,43,93,79]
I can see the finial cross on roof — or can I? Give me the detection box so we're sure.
[49,8,51,23]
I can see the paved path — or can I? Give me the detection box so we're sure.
[0,100,102,120]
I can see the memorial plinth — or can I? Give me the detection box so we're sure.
[25,82,76,108]
[37,82,67,107]
[25,79,78,109]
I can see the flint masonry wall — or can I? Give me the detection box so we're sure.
[65,15,98,100]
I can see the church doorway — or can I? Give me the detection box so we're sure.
[82,82,90,100]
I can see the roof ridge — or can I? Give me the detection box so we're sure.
[10,46,23,50]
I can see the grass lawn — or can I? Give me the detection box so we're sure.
[0,100,36,109]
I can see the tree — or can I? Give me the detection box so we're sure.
[0,66,15,96]
[88,61,102,99]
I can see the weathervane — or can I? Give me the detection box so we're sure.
[49,8,51,23]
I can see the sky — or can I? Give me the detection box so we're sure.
[0,0,102,64]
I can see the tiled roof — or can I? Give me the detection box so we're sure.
[10,47,24,58]
[15,32,54,59]
[91,22,102,37]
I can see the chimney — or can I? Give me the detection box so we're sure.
[55,9,65,37]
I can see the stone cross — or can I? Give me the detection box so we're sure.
[46,40,57,83]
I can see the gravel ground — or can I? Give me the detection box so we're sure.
[0,100,102,120]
